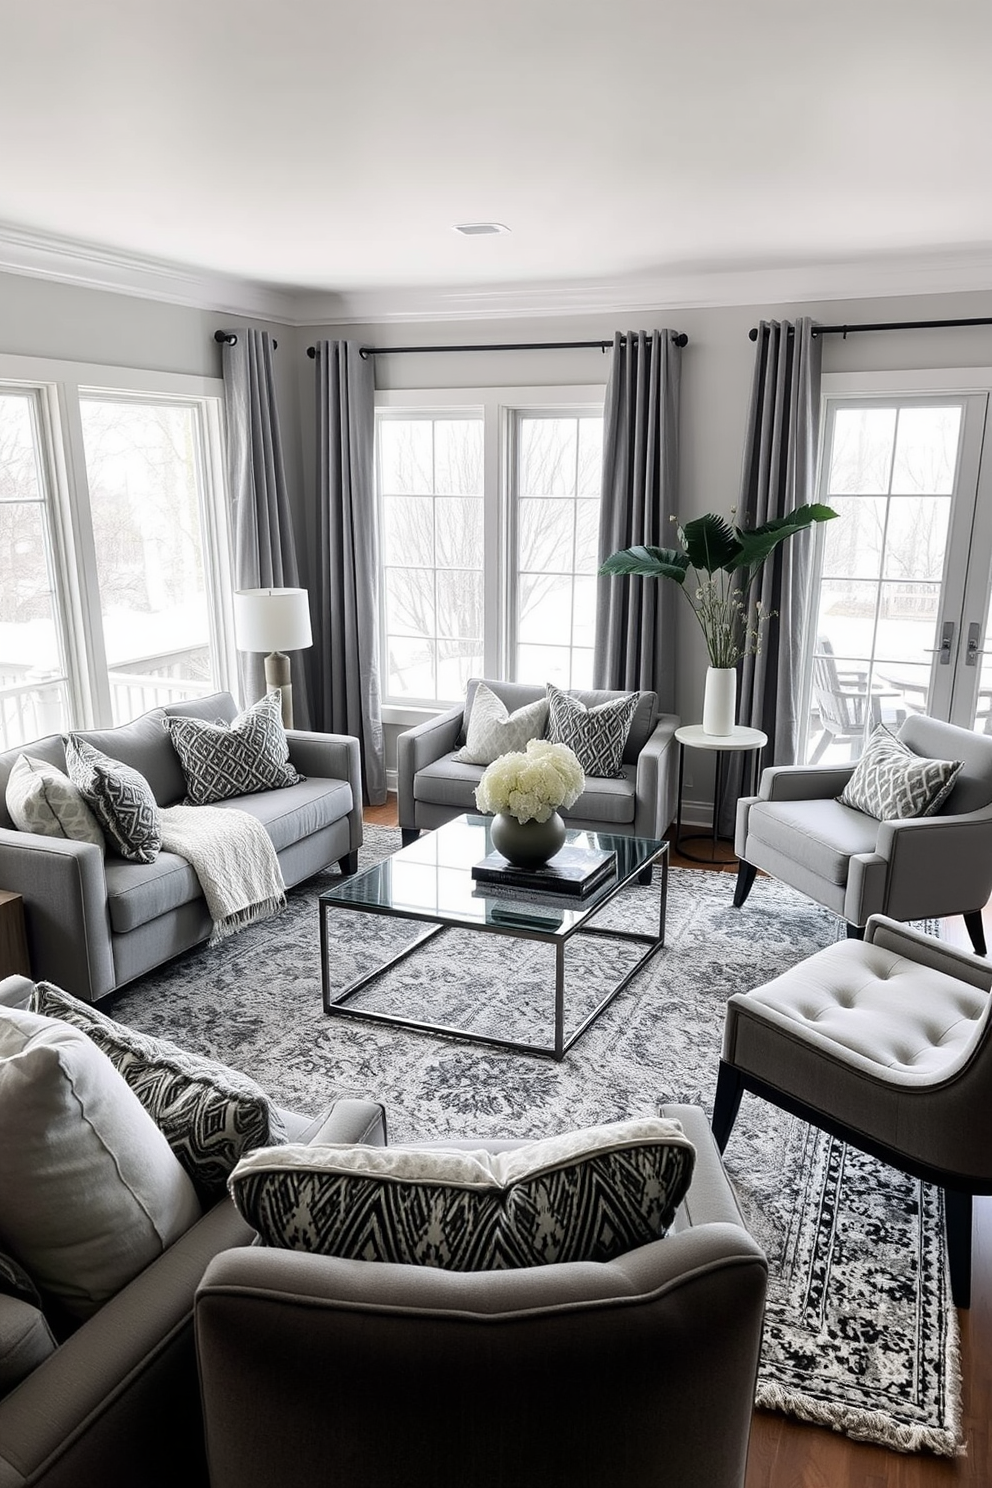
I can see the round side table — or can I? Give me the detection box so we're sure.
[674,724,768,864]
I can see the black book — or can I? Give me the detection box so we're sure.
[471,844,617,897]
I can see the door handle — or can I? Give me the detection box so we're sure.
[966,621,990,666]
[923,620,955,664]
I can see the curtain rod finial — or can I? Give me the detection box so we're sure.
[748,327,758,342]
[214,329,237,346]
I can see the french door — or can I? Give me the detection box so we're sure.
[803,381,992,764]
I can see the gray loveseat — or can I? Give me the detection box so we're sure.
[0,692,363,1004]
[398,678,679,846]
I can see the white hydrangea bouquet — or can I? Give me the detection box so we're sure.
[475,739,585,824]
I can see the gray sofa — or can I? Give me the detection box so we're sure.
[0,973,385,1488]
[397,678,680,846]
[0,692,363,1004]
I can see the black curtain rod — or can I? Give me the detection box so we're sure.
[748,316,992,342]
[305,332,688,360]
[213,330,278,349]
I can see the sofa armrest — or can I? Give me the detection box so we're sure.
[396,707,464,831]
[307,1098,387,1147]
[633,713,679,839]
[285,730,363,851]
[867,804,992,922]
[864,915,992,991]
[757,763,855,801]
[0,830,114,1003]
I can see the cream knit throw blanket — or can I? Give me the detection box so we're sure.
[159,804,286,945]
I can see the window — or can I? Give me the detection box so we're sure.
[375,387,605,712]
[0,357,233,748]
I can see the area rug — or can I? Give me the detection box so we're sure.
[108,825,963,1457]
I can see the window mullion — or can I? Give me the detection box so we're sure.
[57,384,112,726]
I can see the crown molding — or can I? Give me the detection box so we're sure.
[0,222,990,328]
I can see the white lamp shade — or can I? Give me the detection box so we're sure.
[233,588,313,653]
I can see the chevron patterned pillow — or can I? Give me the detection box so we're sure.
[29,982,287,1202]
[838,724,963,821]
[546,683,640,778]
[166,689,302,805]
[63,736,161,863]
[228,1117,695,1270]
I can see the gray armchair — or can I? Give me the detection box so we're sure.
[733,713,992,953]
[195,1105,767,1488]
[397,678,679,847]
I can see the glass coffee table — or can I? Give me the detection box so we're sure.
[318,813,668,1061]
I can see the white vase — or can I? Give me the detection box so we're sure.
[702,666,737,736]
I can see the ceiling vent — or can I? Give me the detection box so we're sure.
[451,222,510,236]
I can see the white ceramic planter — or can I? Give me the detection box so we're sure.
[702,667,737,736]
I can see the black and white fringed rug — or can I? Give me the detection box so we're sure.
[109,826,963,1457]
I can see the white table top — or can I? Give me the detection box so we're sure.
[675,724,768,752]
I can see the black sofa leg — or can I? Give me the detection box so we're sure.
[338,850,359,876]
[733,861,757,908]
[945,1188,973,1308]
[637,865,653,886]
[401,828,420,847]
[963,911,987,956]
[711,1061,745,1153]
[846,922,865,940]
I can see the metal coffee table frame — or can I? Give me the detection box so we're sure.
[319,816,669,1061]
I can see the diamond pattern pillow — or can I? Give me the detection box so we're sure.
[166,689,302,805]
[63,736,161,863]
[838,724,962,821]
[228,1117,695,1270]
[546,683,640,779]
[29,982,287,1203]
[453,682,548,765]
[4,754,105,849]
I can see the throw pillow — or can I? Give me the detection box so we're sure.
[63,736,161,863]
[453,682,549,766]
[165,689,302,805]
[4,754,105,849]
[229,1116,695,1270]
[545,683,640,779]
[0,1006,201,1319]
[29,982,288,1202]
[838,724,963,821]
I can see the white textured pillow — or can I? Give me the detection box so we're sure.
[454,683,549,766]
[4,754,104,849]
[0,1007,201,1319]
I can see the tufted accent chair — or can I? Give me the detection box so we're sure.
[712,915,992,1307]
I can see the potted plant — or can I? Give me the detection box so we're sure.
[600,504,837,734]
[475,740,585,867]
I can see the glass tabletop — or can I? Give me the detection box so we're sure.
[320,813,667,937]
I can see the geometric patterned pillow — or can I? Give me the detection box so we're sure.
[453,683,549,766]
[165,689,302,806]
[228,1117,696,1270]
[838,723,963,822]
[545,683,640,779]
[4,753,105,849]
[29,981,287,1203]
[62,736,161,863]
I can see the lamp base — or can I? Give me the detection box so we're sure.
[263,652,294,729]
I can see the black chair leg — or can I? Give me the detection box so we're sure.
[338,850,359,876]
[846,923,865,939]
[401,829,420,847]
[945,1188,973,1308]
[733,861,757,908]
[711,1062,745,1153]
[963,911,987,956]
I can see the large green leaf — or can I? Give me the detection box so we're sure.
[680,513,740,575]
[599,545,689,583]
[729,504,837,573]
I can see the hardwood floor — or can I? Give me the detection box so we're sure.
[363,796,992,1483]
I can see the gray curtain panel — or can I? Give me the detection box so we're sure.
[594,330,681,715]
[311,340,386,805]
[716,317,822,836]
[221,329,310,723]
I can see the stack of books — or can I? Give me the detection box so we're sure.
[471,844,617,898]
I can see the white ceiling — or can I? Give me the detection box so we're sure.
[2,0,991,322]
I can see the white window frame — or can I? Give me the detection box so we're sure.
[0,353,235,731]
[375,384,605,725]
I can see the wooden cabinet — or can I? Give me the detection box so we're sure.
[0,891,30,979]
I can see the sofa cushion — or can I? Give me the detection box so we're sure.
[0,1006,201,1319]
[839,723,962,821]
[546,683,640,779]
[747,797,881,883]
[565,768,637,825]
[453,682,549,765]
[166,690,302,805]
[63,736,162,864]
[4,753,105,848]
[229,1117,695,1270]
[29,982,288,1203]
[74,708,187,807]
[105,852,203,934]
[0,1293,56,1398]
[213,776,353,854]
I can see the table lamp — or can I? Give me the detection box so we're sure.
[233,587,313,728]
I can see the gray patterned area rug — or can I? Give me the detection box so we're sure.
[109,826,963,1457]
